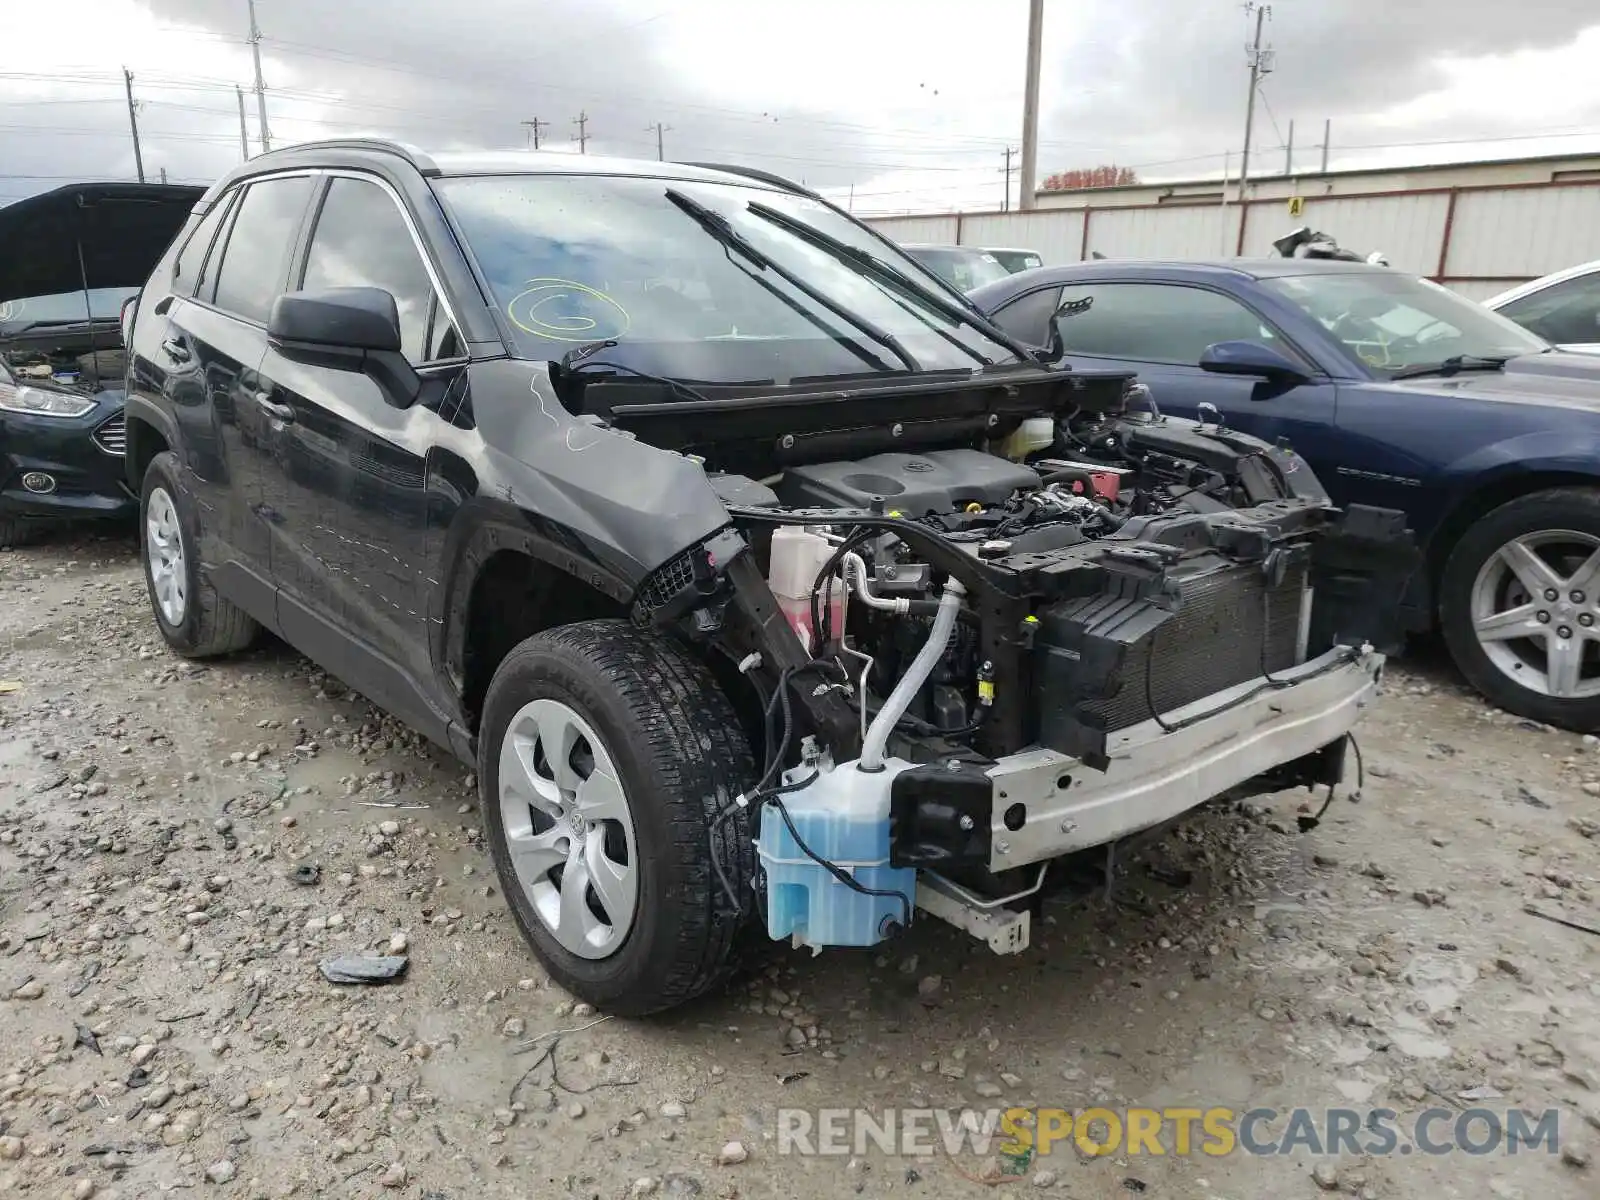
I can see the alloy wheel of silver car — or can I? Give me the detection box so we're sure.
[145,486,188,627]
[497,698,639,959]
[1470,529,1600,700]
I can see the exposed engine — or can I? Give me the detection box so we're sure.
[617,368,1412,957]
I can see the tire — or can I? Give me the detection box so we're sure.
[0,515,38,550]
[479,619,756,1016]
[139,450,258,658]
[1439,487,1600,730]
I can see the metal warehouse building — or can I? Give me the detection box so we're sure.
[865,151,1600,299]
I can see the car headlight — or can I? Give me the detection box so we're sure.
[0,378,96,419]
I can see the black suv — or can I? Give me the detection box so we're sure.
[126,140,1406,1015]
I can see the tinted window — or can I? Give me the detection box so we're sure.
[174,191,234,294]
[1052,282,1281,364]
[1498,271,1600,345]
[991,286,1062,346]
[211,176,315,323]
[301,177,442,363]
[906,247,1011,292]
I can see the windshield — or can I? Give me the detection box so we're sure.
[435,174,1017,382]
[0,287,136,330]
[904,247,1012,292]
[1260,271,1547,375]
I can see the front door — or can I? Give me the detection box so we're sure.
[254,173,464,728]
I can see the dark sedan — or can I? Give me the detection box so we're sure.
[1,182,202,547]
[972,258,1600,730]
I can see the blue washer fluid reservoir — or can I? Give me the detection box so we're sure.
[755,759,918,951]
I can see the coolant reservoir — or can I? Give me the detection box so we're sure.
[1002,416,1055,461]
[768,526,844,652]
[756,761,918,950]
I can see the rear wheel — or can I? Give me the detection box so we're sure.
[1440,487,1600,730]
[479,619,755,1015]
[139,451,258,658]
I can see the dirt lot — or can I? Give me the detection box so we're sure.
[1,529,1597,1200]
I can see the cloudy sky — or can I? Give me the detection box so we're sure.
[5,0,1600,214]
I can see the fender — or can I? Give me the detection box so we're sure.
[121,392,183,487]
[1435,431,1600,544]
[432,497,647,710]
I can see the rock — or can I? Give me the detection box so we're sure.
[974,1081,1003,1098]
[130,1043,156,1065]
[0,1136,23,1160]
[716,1140,749,1165]
[73,1179,97,1199]
[631,1179,660,1197]
[502,1016,525,1038]
[205,1159,237,1184]
[378,820,401,837]
[319,954,408,984]
[388,931,409,954]
[1033,1169,1058,1188]
[1312,1163,1339,1190]
[567,1101,586,1119]
[1564,1141,1591,1169]
[10,978,43,1000]
[917,975,942,999]
[659,1101,687,1120]
[379,1162,408,1187]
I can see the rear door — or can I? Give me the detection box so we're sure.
[254,173,466,718]
[152,174,317,583]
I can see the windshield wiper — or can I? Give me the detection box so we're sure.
[1389,354,1512,380]
[743,201,1038,365]
[663,188,916,373]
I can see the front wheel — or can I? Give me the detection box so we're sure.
[1440,487,1600,730]
[479,620,755,1016]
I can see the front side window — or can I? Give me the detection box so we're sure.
[1262,270,1547,374]
[1497,271,1600,346]
[991,286,1062,346]
[434,173,1019,384]
[211,176,315,323]
[1050,282,1282,364]
[301,177,447,364]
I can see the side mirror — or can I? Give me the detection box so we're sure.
[268,287,418,407]
[1200,340,1310,385]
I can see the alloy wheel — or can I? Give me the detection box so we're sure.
[497,698,639,959]
[1470,529,1600,700]
[146,486,188,627]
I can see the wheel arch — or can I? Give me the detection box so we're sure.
[1427,467,1600,619]
[122,396,179,492]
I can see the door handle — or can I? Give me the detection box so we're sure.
[161,336,191,362]
[254,391,295,424]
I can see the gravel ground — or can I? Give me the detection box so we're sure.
[2,528,1598,1200]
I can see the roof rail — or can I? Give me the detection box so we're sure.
[681,162,818,198]
[266,138,440,177]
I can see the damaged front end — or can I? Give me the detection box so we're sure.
[618,365,1416,957]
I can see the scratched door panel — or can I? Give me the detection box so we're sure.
[254,347,434,687]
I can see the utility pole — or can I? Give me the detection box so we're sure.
[236,86,250,160]
[1236,2,1272,205]
[1284,118,1294,176]
[159,167,168,184]
[645,121,671,160]
[1319,118,1331,174]
[122,68,145,183]
[1000,146,1016,212]
[573,111,589,154]
[246,0,271,153]
[521,118,549,150]
[1018,0,1044,211]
